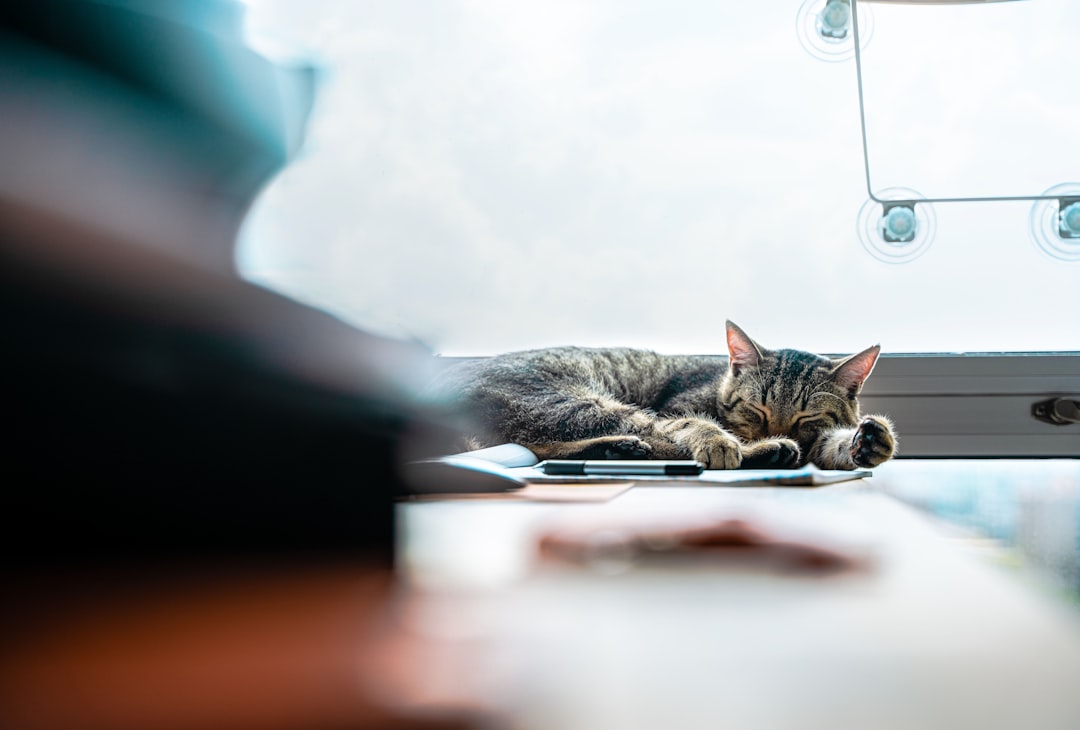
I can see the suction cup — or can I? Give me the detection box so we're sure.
[857,188,936,264]
[1029,183,1080,262]
[796,0,874,63]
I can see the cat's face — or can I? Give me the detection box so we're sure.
[717,322,879,451]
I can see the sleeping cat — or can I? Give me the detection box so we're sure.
[429,321,896,470]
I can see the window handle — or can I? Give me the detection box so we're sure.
[1032,397,1080,425]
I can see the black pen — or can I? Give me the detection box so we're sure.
[536,460,705,476]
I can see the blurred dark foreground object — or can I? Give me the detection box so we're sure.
[0,196,454,568]
[0,0,461,569]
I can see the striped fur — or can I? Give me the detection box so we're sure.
[428,322,896,470]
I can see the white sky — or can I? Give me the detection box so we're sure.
[236,0,1080,356]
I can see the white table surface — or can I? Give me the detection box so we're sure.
[395,460,1080,730]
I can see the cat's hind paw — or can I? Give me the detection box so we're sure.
[564,435,653,460]
[602,436,653,460]
[532,435,654,460]
[850,416,896,468]
[740,438,801,469]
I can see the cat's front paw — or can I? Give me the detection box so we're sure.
[741,438,801,469]
[850,416,896,468]
[693,433,742,470]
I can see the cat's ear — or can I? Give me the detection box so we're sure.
[831,344,881,396]
[726,321,763,375]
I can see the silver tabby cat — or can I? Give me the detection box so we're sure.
[430,322,897,470]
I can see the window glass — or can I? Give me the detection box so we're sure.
[859,0,1078,201]
[237,1,1080,356]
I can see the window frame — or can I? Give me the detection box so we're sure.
[860,352,1080,458]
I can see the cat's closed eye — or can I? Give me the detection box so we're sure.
[744,407,770,432]
[793,414,823,430]
[729,405,770,440]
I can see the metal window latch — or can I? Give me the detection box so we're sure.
[1032,397,1080,425]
